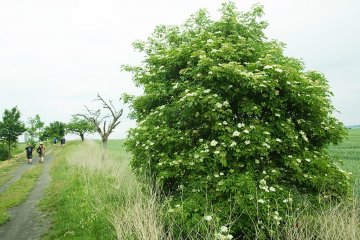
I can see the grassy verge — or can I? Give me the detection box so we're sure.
[0,156,24,187]
[0,164,44,224]
[40,140,166,240]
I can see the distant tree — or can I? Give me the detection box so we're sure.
[77,94,123,149]
[66,116,96,141]
[40,121,66,141]
[0,107,26,160]
[25,114,44,145]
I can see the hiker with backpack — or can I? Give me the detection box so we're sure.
[37,142,46,163]
[25,143,34,164]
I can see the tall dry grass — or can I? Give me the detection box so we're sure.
[66,141,169,240]
[64,140,360,240]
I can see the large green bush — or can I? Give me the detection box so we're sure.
[125,3,350,238]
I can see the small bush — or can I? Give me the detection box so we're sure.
[0,142,9,161]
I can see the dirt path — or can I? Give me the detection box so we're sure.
[0,153,54,240]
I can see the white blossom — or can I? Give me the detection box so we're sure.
[244,140,251,145]
[264,65,273,69]
[220,226,229,233]
[204,89,211,93]
[237,123,245,128]
[275,138,282,143]
[216,102,223,108]
[204,215,213,221]
[232,131,241,137]
[275,68,283,73]
[210,140,218,146]
[269,187,276,192]
[262,143,271,149]
[230,141,237,147]
[257,199,265,204]
[243,129,249,134]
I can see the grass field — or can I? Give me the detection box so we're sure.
[329,128,360,184]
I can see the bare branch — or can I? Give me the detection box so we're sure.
[77,94,123,149]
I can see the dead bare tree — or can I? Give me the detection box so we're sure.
[77,94,123,150]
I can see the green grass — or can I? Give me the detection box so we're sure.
[40,140,165,240]
[0,164,44,224]
[329,128,360,183]
[0,153,26,188]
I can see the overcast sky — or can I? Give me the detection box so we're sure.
[0,0,359,140]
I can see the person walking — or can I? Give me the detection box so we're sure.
[53,137,57,145]
[37,142,46,163]
[25,143,34,164]
[60,137,65,147]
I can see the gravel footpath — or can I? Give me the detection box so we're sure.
[0,153,54,240]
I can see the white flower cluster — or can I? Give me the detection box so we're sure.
[299,130,309,142]
[215,226,233,240]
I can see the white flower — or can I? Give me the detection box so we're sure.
[220,226,229,233]
[210,140,218,146]
[216,102,223,108]
[243,129,249,134]
[232,131,240,137]
[244,140,251,145]
[275,68,283,73]
[255,159,260,164]
[168,208,175,213]
[223,121,228,125]
[262,143,270,149]
[257,199,265,204]
[275,138,282,143]
[207,39,214,43]
[175,204,181,208]
[214,173,219,178]
[230,141,237,147]
[297,159,302,163]
[204,89,211,93]
[204,215,213,221]
[219,172,224,176]
[226,235,233,240]
[214,150,220,155]
[173,83,179,89]
[300,130,309,142]
[269,187,276,192]
[275,113,281,117]
[263,131,270,135]
[305,158,311,162]
[237,123,245,128]
[264,65,273,69]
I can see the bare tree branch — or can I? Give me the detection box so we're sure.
[77,94,123,151]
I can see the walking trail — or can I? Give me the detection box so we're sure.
[0,153,55,240]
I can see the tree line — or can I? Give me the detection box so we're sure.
[0,94,123,161]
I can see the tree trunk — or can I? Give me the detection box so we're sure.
[80,133,84,141]
[101,138,107,161]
